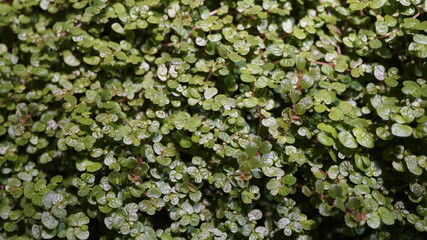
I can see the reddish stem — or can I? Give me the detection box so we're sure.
[376,11,423,39]
[337,45,342,55]
[205,68,213,81]
[251,82,264,136]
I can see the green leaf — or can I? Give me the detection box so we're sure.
[369,39,382,49]
[83,56,101,65]
[375,21,388,35]
[348,197,362,210]
[391,123,413,137]
[32,67,48,77]
[259,141,272,154]
[229,52,244,62]
[13,64,27,77]
[293,28,306,39]
[86,162,102,172]
[367,212,381,229]
[69,212,90,227]
[335,62,349,73]
[241,74,256,83]
[0,3,11,15]
[314,90,332,104]
[378,207,395,225]
[338,131,358,149]
[1,2,426,237]
[405,155,422,176]
[353,185,370,195]
[63,50,80,66]
[112,23,125,34]
[319,202,332,216]
[352,128,374,148]
[328,184,343,198]
[350,2,367,10]
[0,82,14,94]
[370,0,386,9]
[329,107,343,121]
[245,142,258,156]
[204,87,218,99]
[248,209,262,221]
[283,175,297,185]
[296,56,306,71]
[41,212,59,229]
[157,156,172,166]
[374,65,385,80]
[317,132,334,146]
[355,153,371,171]
[243,98,258,108]
[414,34,427,45]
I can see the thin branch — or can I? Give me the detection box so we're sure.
[376,11,424,39]
[331,25,342,36]
[315,61,351,71]
[60,22,82,36]
[296,71,302,91]
[205,68,213,81]
[336,45,342,55]
[251,82,264,136]
[295,183,332,202]
[368,6,379,16]
[376,28,399,40]
[319,169,339,184]
[413,11,422,19]
[122,118,133,128]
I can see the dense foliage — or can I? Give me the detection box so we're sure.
[1,0,427,239]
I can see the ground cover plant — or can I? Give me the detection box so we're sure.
[1,0,427,239]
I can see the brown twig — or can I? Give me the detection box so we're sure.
[205,68,213,81]
[368,7,379,16]
[295,183,332,201]
[137,155,143,165]
[251,82,264,136]
[315,61,351,71]
[329,25,343,36]
[122,118,133,128]
[319,169,339,184]
[413,11,422,19]
[60,22,82,36]
[376,29,399,40]
[296,71,302,91]
[376,11,423,39]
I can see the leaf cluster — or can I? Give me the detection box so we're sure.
[1,0,427,239]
